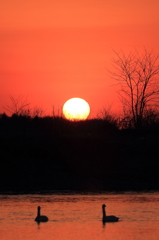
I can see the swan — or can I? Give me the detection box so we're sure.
[102,204,119,222]
[35,206,49,223]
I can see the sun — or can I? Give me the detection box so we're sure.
[62,98,90,120]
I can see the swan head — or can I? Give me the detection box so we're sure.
[102,204,106,209]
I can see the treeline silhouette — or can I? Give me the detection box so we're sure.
[1,112,159,193]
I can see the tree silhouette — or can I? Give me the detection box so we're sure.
[3,95,46,117]
[111,50,159,128]
[4,95,30,115]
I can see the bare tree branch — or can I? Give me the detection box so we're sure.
[3,95,30,115]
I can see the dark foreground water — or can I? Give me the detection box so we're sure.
[0,192,159,240]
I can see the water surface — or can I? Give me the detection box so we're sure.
[0,192,159,240]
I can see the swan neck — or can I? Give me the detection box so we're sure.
[37,206,41,217]
[102,206,106,218]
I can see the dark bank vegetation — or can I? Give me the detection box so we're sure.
[1,109,159,193]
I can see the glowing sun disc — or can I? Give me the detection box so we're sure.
[63,98,90,120]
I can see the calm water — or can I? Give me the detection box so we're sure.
[0,192,159,240]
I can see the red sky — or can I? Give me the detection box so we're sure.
[1,0,159,117]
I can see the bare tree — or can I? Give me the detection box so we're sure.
[4,96,46,117]
[4,95,30,116]
[111,49,159,128]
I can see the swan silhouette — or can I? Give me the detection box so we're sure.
[102,204,119,222]
[35,206,49,223]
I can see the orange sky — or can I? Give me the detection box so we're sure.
[1,0,159,117]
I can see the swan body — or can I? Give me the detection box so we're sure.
[102,204,119,222]
[35,206,49,223]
